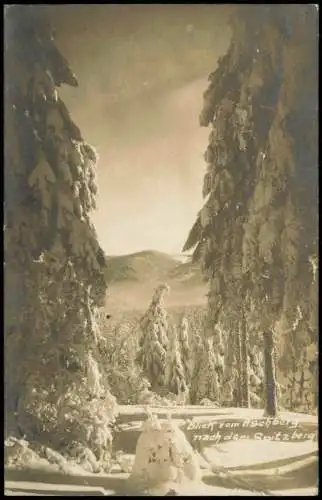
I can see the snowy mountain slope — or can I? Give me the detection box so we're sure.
[105,250,179,284]
[104,250,207,310]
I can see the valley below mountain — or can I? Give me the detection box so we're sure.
[104,250,208,311]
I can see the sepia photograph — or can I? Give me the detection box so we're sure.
[4,3,318,496]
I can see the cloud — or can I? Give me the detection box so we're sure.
[53,5,231,254]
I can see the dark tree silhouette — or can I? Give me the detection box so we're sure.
[263,330,278,417]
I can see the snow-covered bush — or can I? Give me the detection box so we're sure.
[138,388,176,408]
[5,437,41,469]
[64,441,106,473]
[4,437,74,473]
[115,451,135,473]
[137,388,157,406]
[108,366,151,405]
[200,398,219,407]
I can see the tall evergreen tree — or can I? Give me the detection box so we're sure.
[249,345,265,409]
[240,5,318,413]
[263,330,278,417]
[189,334,204,405]
[177,316,192,386]
[240,303,250,407]
[137,284,170,390]
[192,337,220,404]
[166,325,188,397]
[183,4,318,412]
[4,5,116,455]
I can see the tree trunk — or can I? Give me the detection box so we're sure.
[240,311,250,408]
[263,329,278,417]
[235,325,243,407]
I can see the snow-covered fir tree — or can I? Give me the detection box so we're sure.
[101,316,151,405]
[263,330,278,417]
[279,316,318,413]
[192,337,220,404]
[212,323,225,381]
[166,326,188,398]
[248,344,265,408]
[221,323,236,406]
[183,5,318,412]
[137,284,170,390]
[189,334,204,405]
[4,5,116,458]
[177,316,192,386]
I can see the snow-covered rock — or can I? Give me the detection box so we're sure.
[128,413,201,494]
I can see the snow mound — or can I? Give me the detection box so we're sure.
[4,437,107,476]
[5,437,43,470]
[128,413,201,494]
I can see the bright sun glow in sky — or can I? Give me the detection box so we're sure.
[54,4,231,255]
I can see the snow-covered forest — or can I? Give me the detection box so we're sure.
[4,4,318,496]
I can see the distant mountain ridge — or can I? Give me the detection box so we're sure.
[104,250,207,311]
[105,250,178,283]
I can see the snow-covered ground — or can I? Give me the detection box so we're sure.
[5,406,318,496]
[203,439,317,468]
[117,404,318,423]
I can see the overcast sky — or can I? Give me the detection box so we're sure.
[46,4,231,255]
